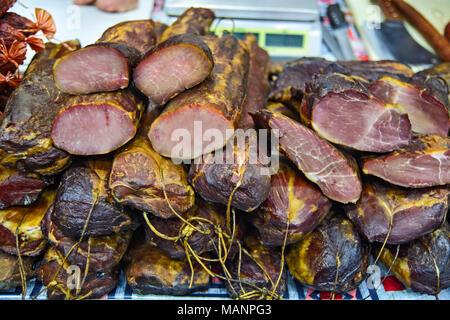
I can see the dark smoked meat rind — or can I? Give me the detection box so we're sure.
[377,222,450,296]
[0,0,17,18]
[0,165,49,209]
[109,135,195,219]
[144,200,244,260]
[286,213,370,293]
[345,179,449,244]
[251,160,332,247]
[325,60,415,82]
[189,130,271,213]
[0,42,79,176]
[0,188,55,256]
[225,234,286,299]
[268,57,332,110]
[96,19,157,55]
[42,204,133,272]
[37,246,119,300]
[52,158,141,239]
[159,7,215,42]
[124,239,210,296]
[0,250,36,290]
[0,250,36,291]
[238,33,270,130]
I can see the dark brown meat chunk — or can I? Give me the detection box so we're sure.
[345,179,449,244]
[37,246,119,300]
[134,33,214,105]
[0,250,36,290]
[159,7,215,42]
[144,199,244,260]
[124,237,210,296]
[0,188,55,256]
[269,57,331,111]
[251,160,332,247]
[362,134,450,188]
[52,157,141,239]
[286,213,370,293]
[225,234,286,299]
[51,88,145,155]
[0,165,50,209]
[0,0,17,18]
[109,136,195,219]
[148,35,249,160]
[238,33,270,130]
[325,60,414,82]
[0,12,35,37]
[0,42,79,176]
[377,222,450,296]
[189,130,271,212]
[42,204,133,272]
[96,19,157,55]
[54,20,156,95]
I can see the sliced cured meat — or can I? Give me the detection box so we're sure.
[362,134,450,188]
[159,7,215,42]
[148,35,249,159]
[311,90,411,152]
[345,179,449,244]
[269,57,331,108]
[0,250,36,291]
[52,158,141,238]
[0,188,55,256]
[225,234,286,299]
[251,160,332,247]
[326,60,414,82]
[109,135,195,219]
[53,46,130,94]
[124,238,210,296]
[299,72,369,126]
[37,247,120,300]
[377,222,450,296]
[0,42,79,176]
[286,213,370,293]
[51,88,145,155]
[95,0,138,12]
[154,21,168,43]
[42,204,133,272]
[369,76,449,136]
[189,130,271,212]
[73,0,94,5]
[252,110,362,204]
[54,20,156,95]
[238,33,270,130]
[0,165,49,209]
[133,33,214,105]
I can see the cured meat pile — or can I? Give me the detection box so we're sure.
[0,5,449,300]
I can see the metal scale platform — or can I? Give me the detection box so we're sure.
[164,0,322,60]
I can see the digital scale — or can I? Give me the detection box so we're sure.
[163,0,322,60]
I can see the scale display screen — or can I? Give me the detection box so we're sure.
[215,27,310,57]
